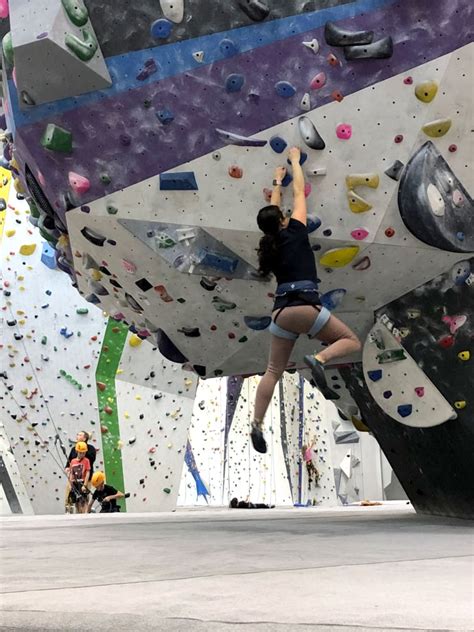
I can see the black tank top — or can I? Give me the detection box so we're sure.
[272,219,318,284]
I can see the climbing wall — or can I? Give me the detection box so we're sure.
[1,1,472,516]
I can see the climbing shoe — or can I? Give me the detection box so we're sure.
[304,355,340,400]
[251,423,267,454]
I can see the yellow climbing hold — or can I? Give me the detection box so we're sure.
[6,229,16,237]
[129,334,143,347]
[458,351,470,361]
[454,400,466,409]
[422,118,452,138]
[14,178,26,194]
[345,173,379,189]
[90,268,102,281]
[415,80,438,103]
[19,244,37,256]
[320,246,360,268]
[347,190,372,213]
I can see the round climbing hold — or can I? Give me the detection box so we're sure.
[403,76,413,85]
[458,351,470,361]
[456,232,465,241]
[336,124,352,140]
[219,38,238,57]
[438,335,454,349]
[210,325,217,331]
[449,144,457,153]
[225,73,245,93]
[228,332,236,339]
[322,228,332,237]
[275,81,296,98]
[228,165,243,178]
[415,80,438,103]
[151,18,173,39]
[212,151,221,161]
[394,134,403,144]
[385,227,395,238]
[351,228,369,240]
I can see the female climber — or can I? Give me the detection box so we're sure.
[251,147,361,454]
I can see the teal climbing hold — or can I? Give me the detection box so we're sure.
[65,28,98,62]
[225,74,245,93]
[275,81,296,98]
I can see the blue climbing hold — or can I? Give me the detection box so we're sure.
[270,136,287,154]
[287,152,308,166]
[397,404,413,418]
[306,216,321,234]
[160,172,198,191]
[219,38,238,57]
[244,316,272,331]
[383,390,392,399]
[367,370,382,382]
[225,74,245,93]
[275,81,296,98]
[198,250,238,274]
[282,173,293,187]
[320,288,346,310]
[156,109,174,125]
[41,242,56,270]
[59,327,74,339]
[151,18,173,39]
[456,232,465,241]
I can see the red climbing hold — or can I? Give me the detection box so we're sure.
[331,89,344,102]
[448,144,457,153]
[403,76,413,85]
[228,332,236,339]
[438,334,454,349]
[154,285,173,302]
[97,382,106,391]
[385,227,395,238]
[394,135,404,144]
[103,405,113,415]
[210,325,217,331]
[327,53,340,66]
[228,165,243,178]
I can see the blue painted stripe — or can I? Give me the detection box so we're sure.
[10,0,395,129]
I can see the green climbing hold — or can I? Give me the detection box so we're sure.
[2,32,13,67]
[41,336,47,345]
[106,204,118,215]
[61,0,89,26]
[238,336,248,343]
[41,124,73,153]
[76,308,89,315]
[376,349,407,364]
[28,199,41,219]
[65,28,98,62]
[100,174,111,184]
[163,487,171,494]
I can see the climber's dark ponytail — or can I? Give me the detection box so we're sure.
[256,205,284,277]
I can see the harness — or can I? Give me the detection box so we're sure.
[270,280,331,340]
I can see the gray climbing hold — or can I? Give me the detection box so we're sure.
[344,37,393,60]
[237,0,270,22]
[384,160,404,181]
[159,0,184,23]
[299,116,325,150]
[216,128,267,147]
[302,38,319,54]
[300,93,311,111]
[324,21,374,46]
[160,172,198,190]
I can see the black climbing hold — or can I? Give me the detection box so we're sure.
[200,277,218,291]
[85,293,101,304]
[344,37,393,60]
[299,116,325,150]
[135,278,153,292]
[322,228,332,237]
[237,0,270,22]
[109,279,122,289]
[383,390,393,399]
[178,327,201,338]
[225,73,245,93]
[81,227,106,246]
[156,329,189,364]
[270,136,288,154]
[160,172,198,191]
[324,21,374,46]
[244,316,272,331]
[384,160,404,181]
[367,370,382,382]
[125,293,144,313]
[307,216,321,233]
[193,365,207,377]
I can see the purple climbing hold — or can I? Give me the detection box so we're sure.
[397,404,413,418]
[270,136,287,154]
[367,370,382,382]
[275,81,296,98]
[225,73,245,93]
[151,19,173,39]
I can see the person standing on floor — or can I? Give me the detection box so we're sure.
[251,147,361,454]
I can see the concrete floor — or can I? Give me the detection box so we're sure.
[0,503,472,632]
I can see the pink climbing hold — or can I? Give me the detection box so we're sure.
[38,170,46,187]
[403,76,413,85]
[68,172,91,195]
[448,144,457,153]
[304,183,312,198]
[394,134,404,143]
[452,190,465,207]
[442,314,467,334]
[121,259,137,274]
[336,123,352,140]
[310,72,326,90]
[0,0,9,19]
[12,66,16,88]
[351,228,369,240]
[415,387,425,397]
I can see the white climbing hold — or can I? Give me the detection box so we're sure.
[306,166,327,177]
[427,183,445,216]
[193,51,204,63]
[300,93,311,111]
[303,38,319,54]
[160,0,184,23]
